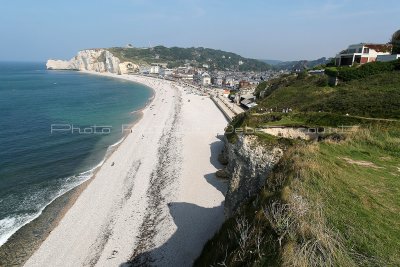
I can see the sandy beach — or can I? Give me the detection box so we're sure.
[23,73,228,266]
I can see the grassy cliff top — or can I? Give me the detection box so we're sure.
[254,71,400,119]
[197,122,400,266]
[108,46,271,71]
[196,68,400,266]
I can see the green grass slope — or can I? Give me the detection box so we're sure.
[254,72,400,119]
[195,69,400,266]
[109,46,271,71]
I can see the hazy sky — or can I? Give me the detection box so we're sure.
[1,0,399,62]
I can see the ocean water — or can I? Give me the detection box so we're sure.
[0,62,152,246]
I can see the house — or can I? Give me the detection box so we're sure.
[139,66,150,74]
[212,76,224,86]
[201,72,211,86]
[239,80,251,89]
[377,54,400,62]
[150,65,160,74]
[224,77,236,87]
[159,68,174,77]
[335,43,392,66]
[174,73,194,81]
[234,94,257,109]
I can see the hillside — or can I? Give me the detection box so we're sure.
[195,65,400,266]
[254,71,400,119]
[109,46,271,71]
[259,59,283,66]
[262,57,331,71]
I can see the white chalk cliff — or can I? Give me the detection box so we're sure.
[46,49,124,74]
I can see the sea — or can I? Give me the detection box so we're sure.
[0,62,152,263]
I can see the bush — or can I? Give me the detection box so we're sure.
[316,76,329,87]
[335,60,399,81]
[394,59,400,70]
[254,81,268,98]
[325,67,339,77]
[297,71,308,80]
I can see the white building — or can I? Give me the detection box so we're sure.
[150,65,160,74]
[160,68,174,77]
[174,73,194,81]
[224,77,237,87]
[201,72,211,86]
[212,76,224,86]
[335,43,392,66]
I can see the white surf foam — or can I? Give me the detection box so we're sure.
[0,159,105,247]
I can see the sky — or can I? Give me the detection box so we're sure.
[0,0,399,62]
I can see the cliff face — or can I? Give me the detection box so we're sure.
[223,135,283,216]
[46,49,121,74]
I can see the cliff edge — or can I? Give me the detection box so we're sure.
[46,49,129,74]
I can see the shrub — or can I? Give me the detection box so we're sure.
[394,59,400,70]
[297,71,308,80]
[325,67,339,77]
[254,81,268,98]
[335,60,399,81]
[316,76,329,87]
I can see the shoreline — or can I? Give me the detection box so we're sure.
[0,72,156,266]
[20,71,228,266]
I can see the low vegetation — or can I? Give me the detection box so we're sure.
[254,71,400,119]
[197,122,400,266]
[109,46,271,71]
[196,67,400,266]
[325,59,400,81]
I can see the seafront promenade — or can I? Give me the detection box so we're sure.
[179,81,245,122]
[210,92,245,121]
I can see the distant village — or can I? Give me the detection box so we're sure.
[120,30,400,112]
[119,58,290,110]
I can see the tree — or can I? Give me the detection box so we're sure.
[391,30,400,54]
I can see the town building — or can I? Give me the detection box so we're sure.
[212,76,224,86]
[234,93,257,109]
[201,72,211,86]
[150,65,160,74]
[173,73,194,81]
[159,68,174,77]
[239,80,251,89]
[224,77,236,87]
[335,43,392,66]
